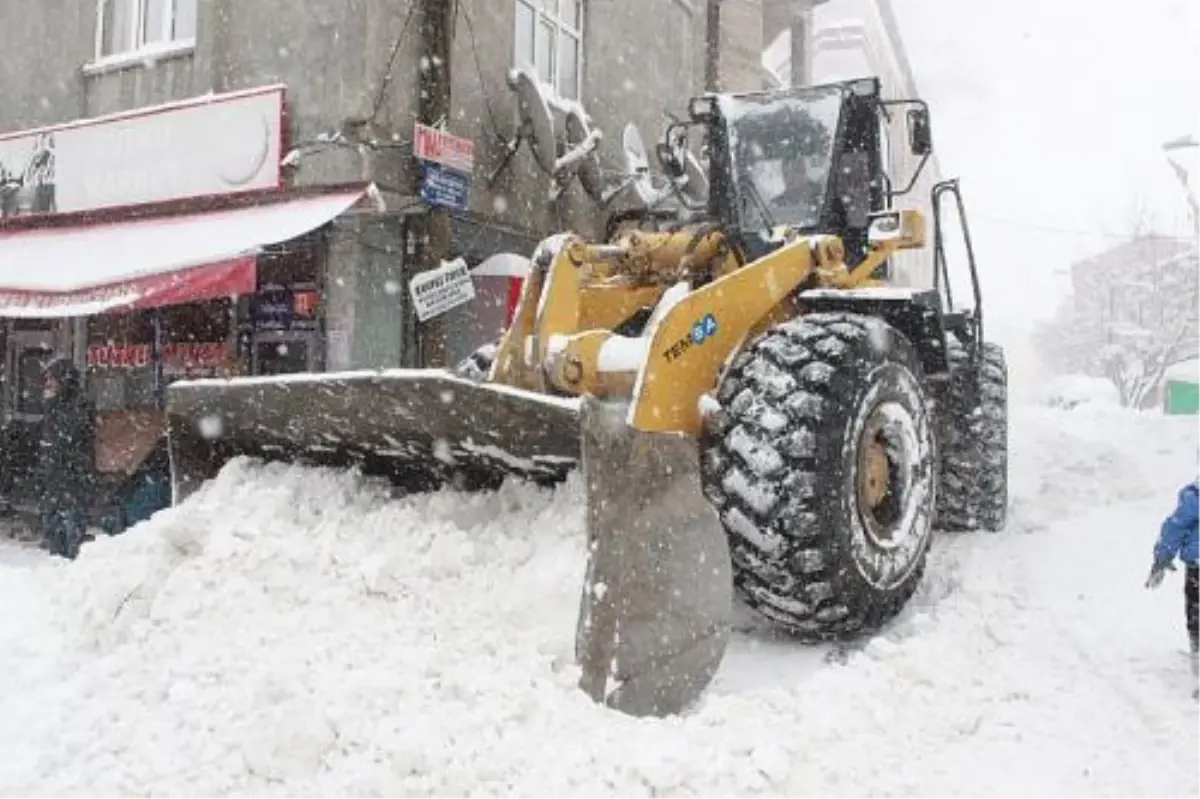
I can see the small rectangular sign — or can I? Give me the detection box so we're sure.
[413,122,475,173]
[420,162,471,211]
[409,257,476,322]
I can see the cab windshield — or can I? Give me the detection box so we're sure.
[721,86,843,231]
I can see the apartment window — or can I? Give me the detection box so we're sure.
[98,0,197,58]
[514,0,583,100]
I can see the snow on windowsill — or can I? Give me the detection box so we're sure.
[506,67,583,118]
[83,38,197,77]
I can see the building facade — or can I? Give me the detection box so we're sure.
[1034,235,1199,409]
[0,0,707,367]
[762,0,826,88]
[1068,236,1198,351]
[0,0,706,517]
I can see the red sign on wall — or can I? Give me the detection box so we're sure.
[292,290,318,316]
[413,122,474,173]
[87,341,229,370]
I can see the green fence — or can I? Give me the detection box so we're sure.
[1164,379,1200,415]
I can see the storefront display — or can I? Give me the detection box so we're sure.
[0,84,362,530]
[236,233,327,376]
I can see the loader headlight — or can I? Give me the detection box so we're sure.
[688,95,717,122]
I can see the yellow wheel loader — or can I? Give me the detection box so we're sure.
[166,77,1009,718]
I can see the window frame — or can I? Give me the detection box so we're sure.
[513,0,584,101]
[90,0,197,73]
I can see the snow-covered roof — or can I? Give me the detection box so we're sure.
[1165,357,1199,382]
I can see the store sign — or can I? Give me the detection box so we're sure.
[409,257,476,322]
[87,342,228,371]
[0,85,285,219]
[253,284,320,332]
[413,123,474,173]
[420,162,470,211]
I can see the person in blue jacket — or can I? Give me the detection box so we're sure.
[1146,478,1199,696]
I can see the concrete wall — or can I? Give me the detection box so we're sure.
[711,0,764,92]
[0,0,707,369]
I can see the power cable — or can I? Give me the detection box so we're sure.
[355,0,419,129]
[457,0,506,145]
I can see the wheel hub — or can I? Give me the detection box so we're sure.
[859,438,891,515]
[855,403,916,549]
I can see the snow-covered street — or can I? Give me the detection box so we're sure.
[0,403,1196,797]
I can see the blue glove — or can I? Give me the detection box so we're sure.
[1145,558,1176,589]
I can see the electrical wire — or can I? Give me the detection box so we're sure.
[360,0,419,129]
[451,0,518,256]
[456,0,505,145]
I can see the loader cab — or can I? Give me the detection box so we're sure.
[688,78,893,268]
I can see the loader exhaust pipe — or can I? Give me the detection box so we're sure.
[575,396,732,717]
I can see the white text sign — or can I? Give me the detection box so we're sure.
[409,257,476,322]
[0,85,285,219]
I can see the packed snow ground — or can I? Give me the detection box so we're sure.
[0,403,1196,796]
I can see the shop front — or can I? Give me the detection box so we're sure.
[0,85,369,530]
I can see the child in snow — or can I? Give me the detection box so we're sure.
[1146,478,1199,697]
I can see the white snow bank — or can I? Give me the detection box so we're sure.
[1005,404,1194,532]
[0,464,591,796]
[0,405,1196,796]
[1037,374,1120,410]
[1165,357,1199,383]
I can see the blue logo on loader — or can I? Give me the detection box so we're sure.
[664,314,719,363]
[691,313,718,345]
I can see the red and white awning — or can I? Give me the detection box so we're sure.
[470,252,532,279]
[0,189,364,317]
[469,253,532,328]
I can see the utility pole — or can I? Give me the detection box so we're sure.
[414,0,454,368]
[705,0,721,92]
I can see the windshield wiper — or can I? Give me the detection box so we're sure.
[740,174,777,231]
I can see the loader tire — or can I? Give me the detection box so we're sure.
[701,312,937,641]
[934,340,1008,532]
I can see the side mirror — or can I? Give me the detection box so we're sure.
[655,128,688,180]
[907,108,932,156]
[656,142,685,179]
[688,95,717,123]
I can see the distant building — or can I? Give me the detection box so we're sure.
[1069,235,1198,351]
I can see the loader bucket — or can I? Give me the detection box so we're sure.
[165,369,582,504]
[575,396,733,717]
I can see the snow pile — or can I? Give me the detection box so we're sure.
[0,464,589,795]
[1005,404,1193,531]
[1037,373,1120,410]
[0,405,1197,796]
[1165,358,1199,383]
